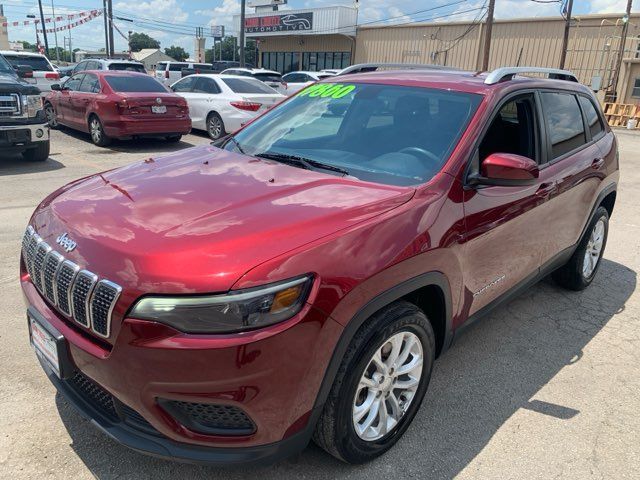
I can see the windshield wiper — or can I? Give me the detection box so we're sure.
[255,152,350,176]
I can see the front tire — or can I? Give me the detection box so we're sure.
[206,112,225,140]
[22,141,50,162]
[44,102,58,129]
[89,115,111,147]
[313,301,435,464]
[553,206,609,291]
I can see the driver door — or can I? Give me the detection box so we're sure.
[56,73,84,125]
[461,93,554,315]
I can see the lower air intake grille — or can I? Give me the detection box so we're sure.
[68,371,118,421]
[159,399,256,436]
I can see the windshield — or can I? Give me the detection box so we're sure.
[3,55,53,71]
[0,54,13,73]
[225,82,481,186]
[108,63,146,73]
[105,75,167,92]
[222,77,277,94]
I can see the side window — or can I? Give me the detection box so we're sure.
[477,94,538,168]
[171,76,196,92]
[578,96,604,139]
[73,61,86,74]
[193,77,221,94]
[64,74,85,91]
[78,73,100,93]
[540,92,586,160]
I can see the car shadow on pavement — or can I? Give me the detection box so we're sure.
[54,127,200,154]
[0,155,64,176]
[55,258,636,480]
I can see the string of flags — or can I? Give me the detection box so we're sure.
[1,9,102,30]
[39,11,103,33]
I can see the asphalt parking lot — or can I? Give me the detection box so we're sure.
[1,128,639,479]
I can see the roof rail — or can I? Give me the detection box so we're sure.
[484,67,579,85]
[337,62,458,76]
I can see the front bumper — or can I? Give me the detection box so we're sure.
[0,122,49,147]
[22,276,343,464]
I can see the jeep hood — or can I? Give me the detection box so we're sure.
[31,145,413,294]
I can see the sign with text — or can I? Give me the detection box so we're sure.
[245,12,313,33]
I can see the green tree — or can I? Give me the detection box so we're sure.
[129,32,160,52]
[17,40,37,52]
[205,37,257,66]
[164,45,188,61]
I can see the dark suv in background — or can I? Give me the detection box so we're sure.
[0,53,50,161]
[21,66,617,465]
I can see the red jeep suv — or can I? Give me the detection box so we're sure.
[21,66,618,465]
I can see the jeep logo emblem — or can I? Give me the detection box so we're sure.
[56,232,77,253]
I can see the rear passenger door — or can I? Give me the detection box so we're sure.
[534,90,604,266]
[190,77,223,129]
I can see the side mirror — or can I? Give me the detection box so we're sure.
[50,83,62,91]
[15,65,34,78]
[469,153,539,187]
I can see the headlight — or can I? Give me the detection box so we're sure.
[129,275,313,334]
[23,95,43,118]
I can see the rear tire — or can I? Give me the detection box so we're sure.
[89,115,111,147]
[165,135,182,143]
[22,141,50,162]
[313,301,435,464]
[552,206,609,291]
[206,112,225,140]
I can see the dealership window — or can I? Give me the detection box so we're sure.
[632,78,640,97]
[302,52,351,71]
[261,52,299,73]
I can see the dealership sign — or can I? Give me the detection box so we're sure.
[245,13,314,33]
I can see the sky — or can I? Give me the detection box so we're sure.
[1,0,638,57]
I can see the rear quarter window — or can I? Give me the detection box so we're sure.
[578,96,605,139]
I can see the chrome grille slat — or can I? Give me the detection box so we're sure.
[71,270,98,328]
[22,226,121,338]
[32,242,51,293]
[90,281,122,338]
[43,251,64,304]
[56,260,79,316]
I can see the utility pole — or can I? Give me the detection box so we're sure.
[611,0,634,100]
[103,0,110,57]
[559,0,574,69]
[107,0,115,58]
[239,0,246,67]
[37,0,50,58]
[481,0,495,71]
[50,0,60,63]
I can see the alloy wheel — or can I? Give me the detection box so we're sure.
[90,118,102,144]
[208,116,222,139]
[583,218,605,278]
[45,104,57,128]
[352,331,423,441]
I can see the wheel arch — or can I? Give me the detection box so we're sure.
[313,271,452,411]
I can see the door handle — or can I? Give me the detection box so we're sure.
[591,158,605,170]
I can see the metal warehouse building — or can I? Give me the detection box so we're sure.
[236,6,640,103]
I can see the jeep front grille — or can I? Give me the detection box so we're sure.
[0,94,20,117]
[22,226,122,338]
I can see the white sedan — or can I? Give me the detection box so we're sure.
[281,71,336,95]
[171,74,285,140]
